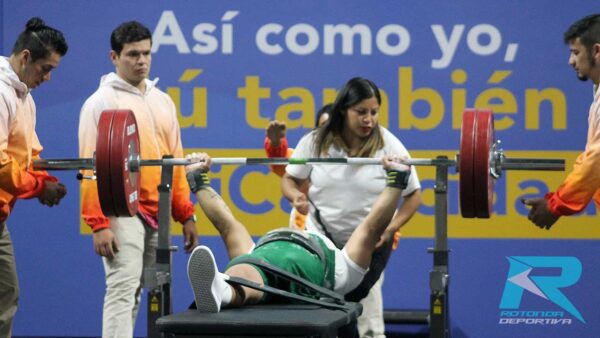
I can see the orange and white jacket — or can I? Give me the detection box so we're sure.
[547,85,600,215]
[0,57,57,223]
[79,73,194,231]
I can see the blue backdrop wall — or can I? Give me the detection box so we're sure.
[1,1,599,337]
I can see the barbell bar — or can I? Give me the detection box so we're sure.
[33,154,564,170]
[32,109,565,219]
[33,156,436,169]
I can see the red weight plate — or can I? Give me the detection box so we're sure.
[108,110,140,217]
[459,109,476,218]
[96,110,116,217]
[473,109,495,218]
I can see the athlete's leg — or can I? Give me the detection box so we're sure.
[188,246,265,312]
[224,263,265,306]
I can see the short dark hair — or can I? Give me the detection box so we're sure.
[111,21,152,55]
[12,17,68,62]
[564,14,600,57]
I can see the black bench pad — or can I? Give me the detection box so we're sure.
[156,303,362,337]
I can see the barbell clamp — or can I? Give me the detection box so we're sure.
[490,140,504,179]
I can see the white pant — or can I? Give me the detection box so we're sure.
[102,216,157,338]
[358,273,385,338]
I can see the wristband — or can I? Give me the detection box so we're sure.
[386,169,410,190]
[187,170,210,193]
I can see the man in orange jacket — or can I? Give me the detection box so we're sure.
[524,14,600,229]
[78,21,197,337]
[0,17,68,338]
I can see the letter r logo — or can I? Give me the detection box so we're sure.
[499,256,585,323]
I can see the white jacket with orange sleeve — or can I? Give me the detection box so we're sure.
[547,86,600,215]
[0,56,57,223]
[78,72,194,231]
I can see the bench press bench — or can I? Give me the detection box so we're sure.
[156,302,362,338]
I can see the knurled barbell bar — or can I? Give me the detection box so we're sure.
[33,109,565,219]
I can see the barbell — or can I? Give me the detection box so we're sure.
[33,109,565,219]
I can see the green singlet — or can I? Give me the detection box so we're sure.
[227,233,336,300]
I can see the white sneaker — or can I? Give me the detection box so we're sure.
[187,245,223,313]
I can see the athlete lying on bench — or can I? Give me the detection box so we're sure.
[184,152,410,312]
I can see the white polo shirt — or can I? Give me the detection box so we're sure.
[286,126,420,245]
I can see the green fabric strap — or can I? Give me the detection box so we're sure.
[186,171,210,193]
[386,169,410,189]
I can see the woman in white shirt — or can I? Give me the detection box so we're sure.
[282,77,422,338]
